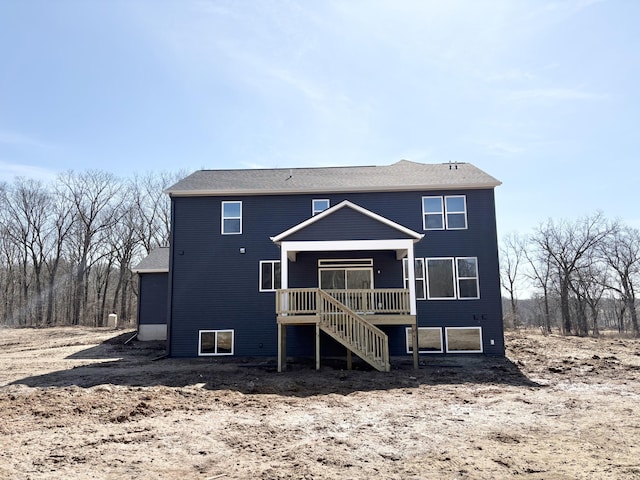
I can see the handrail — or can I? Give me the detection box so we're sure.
[317,289,390,372]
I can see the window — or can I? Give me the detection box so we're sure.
[422,195,467,230]
[425,257,479,300]
[456,257,479,299]
[445,327,482,353]
[406,327,443,353]
[312,199,330,216]
[260,260,281,292]
[445,196,467,229]
[199,330,234,356]
[221,201,242,234]
[422,196,444,230]
[426,258,456,299]
[403,258,426,300]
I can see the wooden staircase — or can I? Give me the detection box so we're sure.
[317,289,390,372]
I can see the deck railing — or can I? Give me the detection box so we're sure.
[276,288,410,316]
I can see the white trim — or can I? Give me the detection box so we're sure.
[405,327,443,354]
[279,238,417,315]
[312,198,330,216]
[166,182,502,197]
[132,268,169,274]
[426,257,457,300]
[221,201,242,235]
[422,196,445,231]
[403,258,426,300]
[198,329,235,356]
[259,260,281,292]
[456,257,480,299]
[445,327,483,353]
[271,200,424,243]
[444,195,468,230]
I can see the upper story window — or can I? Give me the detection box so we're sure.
[445,196,467,229]
[312,199,330,216]
[221,201,242,234]
[422,195,467,230]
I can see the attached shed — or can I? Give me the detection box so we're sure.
[132,247,169,341]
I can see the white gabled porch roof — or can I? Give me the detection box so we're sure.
[271,200,424,316]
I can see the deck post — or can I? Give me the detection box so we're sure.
[346,349,352,370]
[278,323,287,372]
[412,323,419,369]
[315,323,321,370]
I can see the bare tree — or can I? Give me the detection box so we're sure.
[530,214,611,335]
[500,232,526,329]
[599,225,640,336]
[58,171,123,325]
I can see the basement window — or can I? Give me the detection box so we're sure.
[406,327,443,353]
[199,330,234,356]
[445,327,482,353]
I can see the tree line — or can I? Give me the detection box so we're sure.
[0,170,184,327]
[500,213,640,336]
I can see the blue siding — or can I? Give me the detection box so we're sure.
[284,207,415,241]
[138,273,168,325]
[168,189,504,358]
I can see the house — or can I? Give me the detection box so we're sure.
[135,160,504,371]
[132,246,169,341]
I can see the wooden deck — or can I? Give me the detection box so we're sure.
[276,288,418,372]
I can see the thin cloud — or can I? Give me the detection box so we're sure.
[0,160,58,182]
[485,142,525,157]
[507,88,608,102]
[0,131,52,149]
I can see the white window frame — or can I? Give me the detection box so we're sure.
[426,257,457,300]
[405,327,443,354]
[259,260,281,292]
[445,327,483,353]
[198,329,234,356]
[456,257,479,299]
[444,195,467,230]
[422,196,444,231]
[312,199,330,216]
[403,258,426,300]
[221,201,242,235]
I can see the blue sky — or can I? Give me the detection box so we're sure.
[1,0,638,239]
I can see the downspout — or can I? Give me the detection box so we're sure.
[165,195,176,357]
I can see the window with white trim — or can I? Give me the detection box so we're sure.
[402,258,426,300]
[406,327,443,353]
[456,257,479,299]
[425,257,479,300]
[422,196,444,230]
[260,260,281,292]
[445,195,467,229]
[422,195,467,230]
[312,199,330,216]
[445,327,483,353]
[199,330,234,356]
[221,201,242,234]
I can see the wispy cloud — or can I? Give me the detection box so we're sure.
[0,131,52,149]
[507,88,608,102]
[0,160,58,182]
[485,142,525,157]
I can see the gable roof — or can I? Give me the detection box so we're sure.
[165,160,501,197]
[132,247,169,273]
[271,200,424,244]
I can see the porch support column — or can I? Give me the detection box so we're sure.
[407,243,417,316]
[315,324,321,370]
[278,323,287,372]
[280,244,289,290]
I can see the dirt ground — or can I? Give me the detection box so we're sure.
[0,327,639,480]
